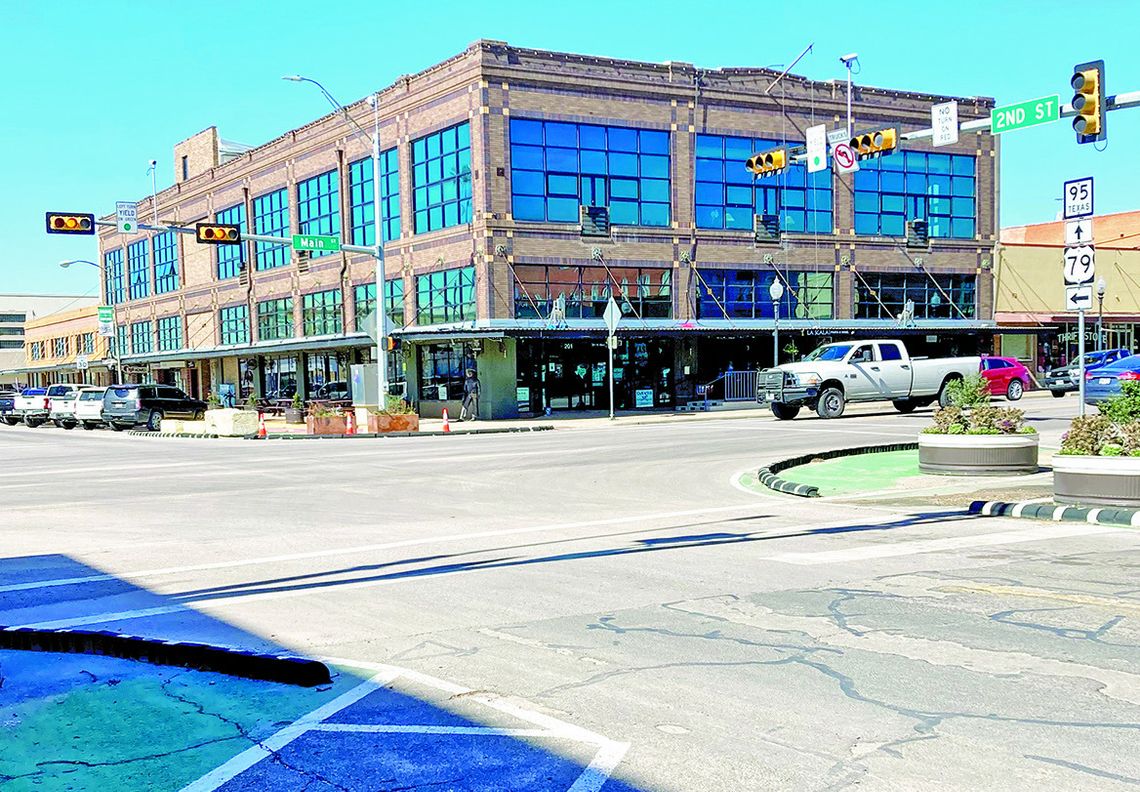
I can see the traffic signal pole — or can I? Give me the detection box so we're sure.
[370,93,389,408]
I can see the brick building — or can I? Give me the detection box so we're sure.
[98,40,998,418]
[18,306,111,388]
[0,295,99,387]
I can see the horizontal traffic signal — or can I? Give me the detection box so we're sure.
[45,212,95,235]
[850,128,898,159]
[195,222,241,245]
[745,148,787,177]
[1071,59,1106,144]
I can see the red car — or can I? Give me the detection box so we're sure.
[980,356,1030,401]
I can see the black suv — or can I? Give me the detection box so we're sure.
[103,384,208,431]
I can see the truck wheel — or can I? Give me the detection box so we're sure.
[1,417,17,426]
[816,387,846,419]
[83,422,97,430]
[937,379,960,408]
[146,410,164,432]
[771,402,801,421]
[892,399,917,414]
[24,416,43,428]
[1050,389,1066,398]
[110,423,126,432]
[61,421,75,430]
[1007,379,1024,401]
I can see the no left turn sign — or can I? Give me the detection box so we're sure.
[832,142,860,174]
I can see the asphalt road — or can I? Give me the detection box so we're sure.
[4,393,1140,791]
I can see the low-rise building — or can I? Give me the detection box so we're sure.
[0,294,99,386]
[18,306,112,388]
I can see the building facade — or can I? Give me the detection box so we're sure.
[98,41,998,417]
[996,210,1140,374]
[0,294,99,386]
[19,307,112,388]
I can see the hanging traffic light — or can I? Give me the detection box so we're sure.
[195,222,241,245]
[745,148,788,177]
[850,128,898,159]
[1071,59,1106,144]
[45,212,95,235]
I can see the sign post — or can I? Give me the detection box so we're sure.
[603,297,621,420]
[1063,179,1096,416]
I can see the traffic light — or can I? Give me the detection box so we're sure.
[384,337,399,352]
[195,222,241,245]
[746,148,787,177]
[850,128,898,159]
[45,212,95,235]
[1071,59,1106,144]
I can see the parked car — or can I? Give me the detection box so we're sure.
[74,386,108,430]
[1043,348,1130,397]
[314,381,350,401]
[0,388,16,425]
[756,340,981,420]
[13,383,82,427]
[103,384,208,431]
[48,386,82,429]
[980,356,1030,401]
[1085,354,1140,406]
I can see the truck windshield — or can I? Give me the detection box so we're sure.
[803,344,852,362]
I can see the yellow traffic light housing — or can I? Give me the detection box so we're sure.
[1071,59,1106,143]
[745,148,788,177]
[195,222,241,245]
[45,212,95,235]
[849,128,898,159]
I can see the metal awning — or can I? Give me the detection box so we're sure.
[121,333,373,365]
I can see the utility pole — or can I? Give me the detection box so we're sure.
[370,93,389,407]
[840,53,859,137]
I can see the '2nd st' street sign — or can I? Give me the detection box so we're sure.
[991,95,1060,134]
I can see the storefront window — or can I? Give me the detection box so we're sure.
[264,356,298,400]
[697,270,832,320]
[854,273,975,320]
[513,265,671,320]
[306,352,347,398]
[239,358,258,400]
[418,343,475,401]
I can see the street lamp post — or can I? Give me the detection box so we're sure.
[60,259,119,383]
[839,54,859,137]
[769,279,785,366]
[1096,277,1107,351]
[284,76,388,408]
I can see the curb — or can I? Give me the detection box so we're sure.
[0,626,331,687]
[969,499,1140,528]
[127,430,221,439]
[247,425,556,440]
[757,442,920,499]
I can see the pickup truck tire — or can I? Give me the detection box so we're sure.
[24,416,44,428]
[1006,379,1025,401]
[2,417,18,426]
[60,421,75,430]
[770,402,801,421]
[146,410,164,432]
[892,399,917,414]
[110,423,127,432]
[83,422,98,430]
[816,387,846,419]
[937,378,961,408]
[1050,389,1066,398]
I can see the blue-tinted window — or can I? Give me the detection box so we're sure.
[130,320,153,354]
[854,152,976,239]
[510,119,670,227]
[253,188,289,270]
[156,316,182,351]
[854,272,976,319]
[302,289,343,336]
[104,248,124,305]
[216,203,247,278]
[412,122,472,234]
[349,149,400,246]
[127,240,150,300]
[219,304,250,345]
[297,170,340,258]
[113,324,127,358]
[354,280,404,332]
[513,265,672,319]
[697,270,833,320]
[152,231,179,294]
[257,298,293,341]
[694,134,832,234]
[416,266,475,325]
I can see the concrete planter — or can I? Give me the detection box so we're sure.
[367,413,420,433]
[918,433,1039,476]
[284,408,305,424]
[205,408,258,437]
[306,415,347,436]
[1054,454,1140,506]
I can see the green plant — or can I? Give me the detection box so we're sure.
[372,395,414,415]
[1121,421,1140,454]
[291,392,303,410]
[946,373,991,409]
[947,423,966,435]
[1102,443,1125,456]
[207,393,221,408]
[1018,425,1038,435]
[1099,381,1140,425]
[966,427,1000,435]
[1059,414,1116,456]
[308,403,340,418]
[970,405,1000,432]
[930,406,967,434]
[245,393,259,410]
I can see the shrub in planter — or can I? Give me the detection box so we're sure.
[306,403,346,435]
[368,396,419,433]
[285,392,306,424]
[919,375,1037,475]
[1054,382,1140,505]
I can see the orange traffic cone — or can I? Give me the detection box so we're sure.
[442,407,451,433]
[345,410,355,435]
[257,411,267,439]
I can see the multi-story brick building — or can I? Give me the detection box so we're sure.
[18,306,110,388]
[0,295,99,387]
[98,40,998,418]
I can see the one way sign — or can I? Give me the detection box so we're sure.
[1065,218,1094,246]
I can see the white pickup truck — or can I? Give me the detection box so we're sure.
[756,339,981,420]
[12,383,83,428]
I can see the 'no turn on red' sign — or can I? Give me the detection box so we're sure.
[832,142,859,174]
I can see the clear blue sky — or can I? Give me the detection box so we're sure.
[3,0,1137,295]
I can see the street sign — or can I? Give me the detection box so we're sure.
[116,201,137,234]
[932,101,959,147]
[805,124,828,173]
[831,142,860,174]
[292,234,341,253]
[603,297,621,335]
[1063,177,1094,219]
[1065,218,1094,246]
[991,95,1060,134]
[826,129,848,145]
[97,306,114,338]
[76,355,89,371]
[1065,284,1094,311]
[1063,244,1096,285]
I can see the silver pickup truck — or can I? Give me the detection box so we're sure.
[756,339,981,420]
